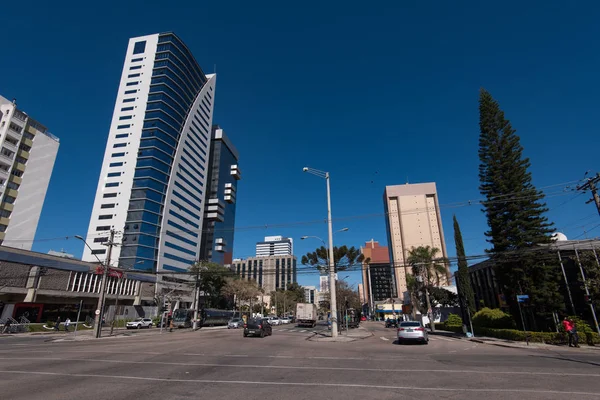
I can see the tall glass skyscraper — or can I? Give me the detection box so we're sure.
[82,33,238,279]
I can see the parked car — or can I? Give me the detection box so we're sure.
[280,317,292,324]
[126,318,153,329]
[397,321,428,344]
[244,318,272,338]
[268,317,281,326]
[227,318,244,329]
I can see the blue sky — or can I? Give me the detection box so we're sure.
[1,1,599,288]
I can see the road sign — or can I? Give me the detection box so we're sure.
[95,309,101,315]
[517,295,529,303]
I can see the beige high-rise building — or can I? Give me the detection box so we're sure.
[231,255,297,293]
[383,182,449,296]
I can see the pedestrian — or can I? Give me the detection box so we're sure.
[64,317,71,332]
[562,317,580,348]
[54,316,61,331]
[2,318,11,334]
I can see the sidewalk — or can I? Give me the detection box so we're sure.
[309,326,374,343]
[431,329,600,352]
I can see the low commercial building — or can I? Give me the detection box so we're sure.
[0,246,155,323]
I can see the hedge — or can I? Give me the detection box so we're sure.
[474,327,600,345]
[472,308,515,329]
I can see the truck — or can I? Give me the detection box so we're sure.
[296,303,318,328]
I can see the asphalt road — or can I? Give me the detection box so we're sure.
[1,321,600,399]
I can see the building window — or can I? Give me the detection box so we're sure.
[4,196,16,204]
[94,237,108,243]
[124,90,137,95]
[131,58,143,63]
[113,143,127,148]
[130,65,142,70]
[107,172,121,177]
[103,193,117,198]
[91,249,107,255]
[105,182,119,188]
[98,214,113,220]
[0,209,11,218]
[119,116,132,121]
[116,124,130,129]
[133,41,146,54]
[128,73,141,78]
[6,182,19,190]
[101,204,115,209]
[121,107,134,112]
[123,98,135,103]
[96,225,111,231]
[109,162,123,167]
[126,82,139,87]
[115,133,129,139]
[111,153,125,158]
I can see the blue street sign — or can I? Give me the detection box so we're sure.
[517,295,529,303]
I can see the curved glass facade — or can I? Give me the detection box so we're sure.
[120,33,208,271]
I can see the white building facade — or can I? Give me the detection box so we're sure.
[0,96,59,250]
[83,33,219,280]
[256,235,293,257]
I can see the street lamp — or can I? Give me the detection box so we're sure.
[75,231,116,338]
[303,166,339,337]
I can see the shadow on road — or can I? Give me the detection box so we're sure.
[533,354,600,367]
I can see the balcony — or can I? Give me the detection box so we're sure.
[7,127,22,138]
[9,175,22,185]
[1,202,14,212]
[206,212,224,222]
[215,245,225,252]
[17,149,29,160]
[230,165,241,180]
[6,188,18,198]
[0,217,10,226]
[14,162,26,172]
[215,238,227,246]
[2,141,17,153]
[22,138,33,148]
[224,195,235,204]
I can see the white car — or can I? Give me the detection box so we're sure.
[268,317,281,326]
[280,317,291,324]
[126,318,153,329]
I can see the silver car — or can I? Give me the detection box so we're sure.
[227,318,244,329]
[397,321,428,344]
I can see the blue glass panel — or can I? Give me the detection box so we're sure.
[137,234,157,247]
[130,188,164,203]
[167,219,198,238]
[163,264,187,273]
[171,200,200,220]
[166,230,197,247]
[134,167,169,183]
[139,138,175,156]
[141,129,177,148]
[145,110,181,130]
[147,90,187,116]
[133,41,146,54]
[169,209,199,229]
[165,241,196,256]
[180,155,205,179]
[164,252,194,264]
[136,157,170,174]
[135,246,156,260]
[172,190,202,213]
[137,148,172,164]
[173,181,202,204]
[132,178,166,193]
[140,222,160,235]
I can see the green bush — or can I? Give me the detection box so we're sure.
[475,327,600,345]
[472,308,516,329]
[445,314,463,326]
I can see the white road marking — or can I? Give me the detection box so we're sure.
[0,370,597,395]
[380,337,389,341]
[300,330,307,333]
[436,337,456,342]
[2,357,600,378]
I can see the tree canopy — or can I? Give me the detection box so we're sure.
[301,245,364,273]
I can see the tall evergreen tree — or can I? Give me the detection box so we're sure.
[478,88,563,325]
[453,215,475,317]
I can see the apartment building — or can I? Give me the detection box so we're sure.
[256,236,293,257]
[232,255,297,293]
[0,96,59,250]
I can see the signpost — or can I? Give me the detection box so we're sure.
[517,294,529,346]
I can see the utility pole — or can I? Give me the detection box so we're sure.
[192,262,201,330]
[94,229,115,339]
[577,172,600,217]
[574,248,600,334]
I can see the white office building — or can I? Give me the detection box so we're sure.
[0,96,59,250]
[82,33,231,280]
[256,235,293,257]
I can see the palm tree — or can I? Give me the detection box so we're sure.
[407,246,448,332]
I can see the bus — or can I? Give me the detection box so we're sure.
[171,308,194,328]
[171,308,235,328]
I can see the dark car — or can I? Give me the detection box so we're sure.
[243,318,272,338]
